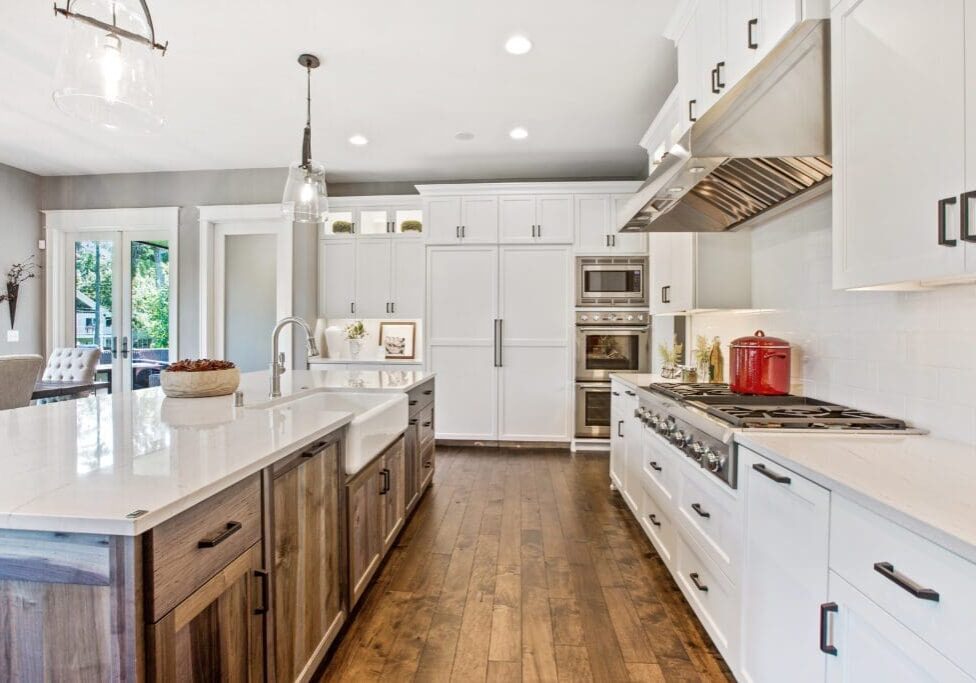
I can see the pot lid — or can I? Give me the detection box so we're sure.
[730,330,790,348]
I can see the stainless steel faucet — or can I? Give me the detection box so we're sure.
[270,316,319,398]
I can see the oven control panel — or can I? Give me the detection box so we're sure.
[637,404,736,488]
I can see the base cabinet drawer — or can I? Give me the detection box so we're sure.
[640,482,676,568]
[676,534,736,658]
[642,429,680,505]
[677,468,740,582]
[145,474,263,621]
[830,496,976,674]
[825,571,973,683]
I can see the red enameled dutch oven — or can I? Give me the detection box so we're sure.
[729,330,791,395]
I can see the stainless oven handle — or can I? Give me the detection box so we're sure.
[576,326,651,334]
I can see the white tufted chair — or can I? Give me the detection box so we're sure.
[0,355,43,410]
[42,347,101,383]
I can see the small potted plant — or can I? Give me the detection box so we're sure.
[400,219,423,233]
[345,320,368,359]
[332,220,354,234]
[0,255,40,328]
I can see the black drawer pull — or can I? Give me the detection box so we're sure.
[873,562,940,601]
[423,389,433,395]
[938,196,958,246]
[379,468,390,495]
[625,390,636,396]
[422,421,432,427]
[649,461,662,472]
[690,572,708,592]
[691,503,710,519]
[752,463,791,484]
[409,399,418,406]
[424,461,432,469]
[820,602,838,655]
[253,569,270,615]
[648,513,661,528]
[198,521,242,548]
[409,418,418,425]
[747,18,758,49]
[611,391,620,396]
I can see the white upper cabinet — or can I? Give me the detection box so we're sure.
[424,196,499,244]
[649,230,751,314]
[675,4,702,135]
[425,197,463,243]
[697,0,728,112]
[576,194,647,254]
[319,238,357,318]
[355,238,394,318]
[499,195,574,244]
[391,239,425,318]
[322,196,424,238]
[831,0,967,288]
[612,195,648,254]
[757,0,805,63]
[724,0,758,86]
[963,2,976,273]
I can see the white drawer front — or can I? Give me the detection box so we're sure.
[641,428,680,505]
[677,467,741,582]
[676,534,736,656]
[830,495,976,675]
[640,481,676,568]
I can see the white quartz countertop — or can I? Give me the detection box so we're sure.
[0,369,433,537]
[609,373,672,390]
[736,432,976,565]
[309,356,423,366]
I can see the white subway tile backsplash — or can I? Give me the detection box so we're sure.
[671,193,976,443]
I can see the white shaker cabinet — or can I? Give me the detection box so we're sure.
[424,196,499,244]
[319,238,357,318]
[354,238,394,318]
[609,380,628,492]
[649,230,751,315]
[739,447,830,683]
[499,195,574,244]
[576,194,647,254]
[831,0,967,288]
[391,239,426,318]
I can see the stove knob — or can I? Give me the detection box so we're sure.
[690,442,705,461]
[703,449,722,472]
[626,315,635,321]
[670,429,685,444]
[580,315,589,321]
[592,314,601,321]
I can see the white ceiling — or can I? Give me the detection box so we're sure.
[0,0,678,181]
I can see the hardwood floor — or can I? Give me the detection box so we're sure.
[320,446,735,683]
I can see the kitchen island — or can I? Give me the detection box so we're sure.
[0,368,435,681]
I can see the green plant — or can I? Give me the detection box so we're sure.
[332,220,354,234]
[400,220,423,233]
[345,320,368,340]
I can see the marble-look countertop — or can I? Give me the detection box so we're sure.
[0,369,433,537]
[737,432,976,565]
[309,356,423,366]
[608,373,671,390]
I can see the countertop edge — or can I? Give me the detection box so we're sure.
[735,433,976,566]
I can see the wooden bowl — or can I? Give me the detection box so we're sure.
[160,368,241,398]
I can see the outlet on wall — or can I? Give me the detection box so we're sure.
[6,330,19,343]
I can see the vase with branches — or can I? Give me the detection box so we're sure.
[0,255,40,328]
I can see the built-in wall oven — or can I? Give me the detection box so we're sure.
[574,311,650,438]
[576,256,648,307]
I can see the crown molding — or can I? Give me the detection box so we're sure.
[414,180,642,196]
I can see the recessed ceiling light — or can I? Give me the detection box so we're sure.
[504,35,533,55]
[689,166,706,174]
[455,131,475,141]
[348,134,369,146]
[668,186,684,194]
[509,126,529,140]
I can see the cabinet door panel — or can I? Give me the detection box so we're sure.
[381,438,406,551]
[697,0,727,113]
[499,346,570,440]
[425,197,462,244]
[667,232,696,312]
[648,232,672,316]
[677,8,702,135]
[536,195,574,243]
[499,196,537,243]
[355,239,393,318]
[756,0,801,62]
[392,239,425,318]
[725,0,758,87]
[460,197,499,243]
[320,239,357,318]
[612,195,647,253]
[428,345,497,440]
[427,247,498,343]
[575,195,612,252]
[499,246,570,343]
[347,463,382,607]
[966,1,976,272]
[832,0,965,287]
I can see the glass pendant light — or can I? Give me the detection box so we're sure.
[282,54,329,224]
[53,0,168,133]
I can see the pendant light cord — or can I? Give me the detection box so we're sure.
[301,63,312,169]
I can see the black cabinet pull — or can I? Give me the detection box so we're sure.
[612,391,620,396]
[752,463,791,484]
[253,569,270,615]
[688,99,697,122]
[873,562,940,601]
[648,513,661,527]
[691,503,710,519]
[423,389,433,395]
[409,399,418,406]
[961,190,976,242]
[938,196,958,246]
[747,18,758,49]
[424,461,432,469]
[617,420,624,438]
[625,390,636,397]
[690,572,708,592]
[409,418,418,425]
[711,67,719,94]
[379,468,391,495]
[198,521,242,548]
[819,602,838,655]
[649,461,662,472]
[716,61,726,88]
[422,421,432,427]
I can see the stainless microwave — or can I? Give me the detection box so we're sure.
[576,256,648,307]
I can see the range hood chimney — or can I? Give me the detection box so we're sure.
[618,20,832,233]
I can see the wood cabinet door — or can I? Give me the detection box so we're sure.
[404,420,421,511]
[354,238,393,319]
[319,239,357,318]
[425,197,462,244]
[148,543,267,683]
[380,437,406,552]
[347,461,383,608]
[832,0,965,288]
[272,443,345,683]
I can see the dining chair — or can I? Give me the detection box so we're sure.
[42,347,101,384]
[0,355,43,410]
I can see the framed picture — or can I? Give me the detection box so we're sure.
[378,321,417,359]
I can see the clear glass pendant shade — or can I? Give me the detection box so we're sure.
[282,161,329,224]
[53,0,163,132]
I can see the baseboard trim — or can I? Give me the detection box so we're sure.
[436,439,571,450]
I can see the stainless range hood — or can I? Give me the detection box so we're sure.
[619,20,832,233]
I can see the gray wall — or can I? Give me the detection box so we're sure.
[0,163,42,356]
[40,168,418,359]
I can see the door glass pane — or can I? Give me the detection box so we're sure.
[74,239,114,372]
[129,240,171,390]
[324,210,354,235]
[584,333,641,371]
[584,390,611,427]
[360,210,389,235]
[395,209,423,234]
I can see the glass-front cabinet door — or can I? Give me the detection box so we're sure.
[321,202,424,238]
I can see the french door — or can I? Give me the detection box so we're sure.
[64,229,175,392]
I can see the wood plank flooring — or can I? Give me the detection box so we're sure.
[320,447,735,683]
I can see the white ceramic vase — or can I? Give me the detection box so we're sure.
[348,339,362,359]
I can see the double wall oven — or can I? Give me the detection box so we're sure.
[575,310,650,438]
